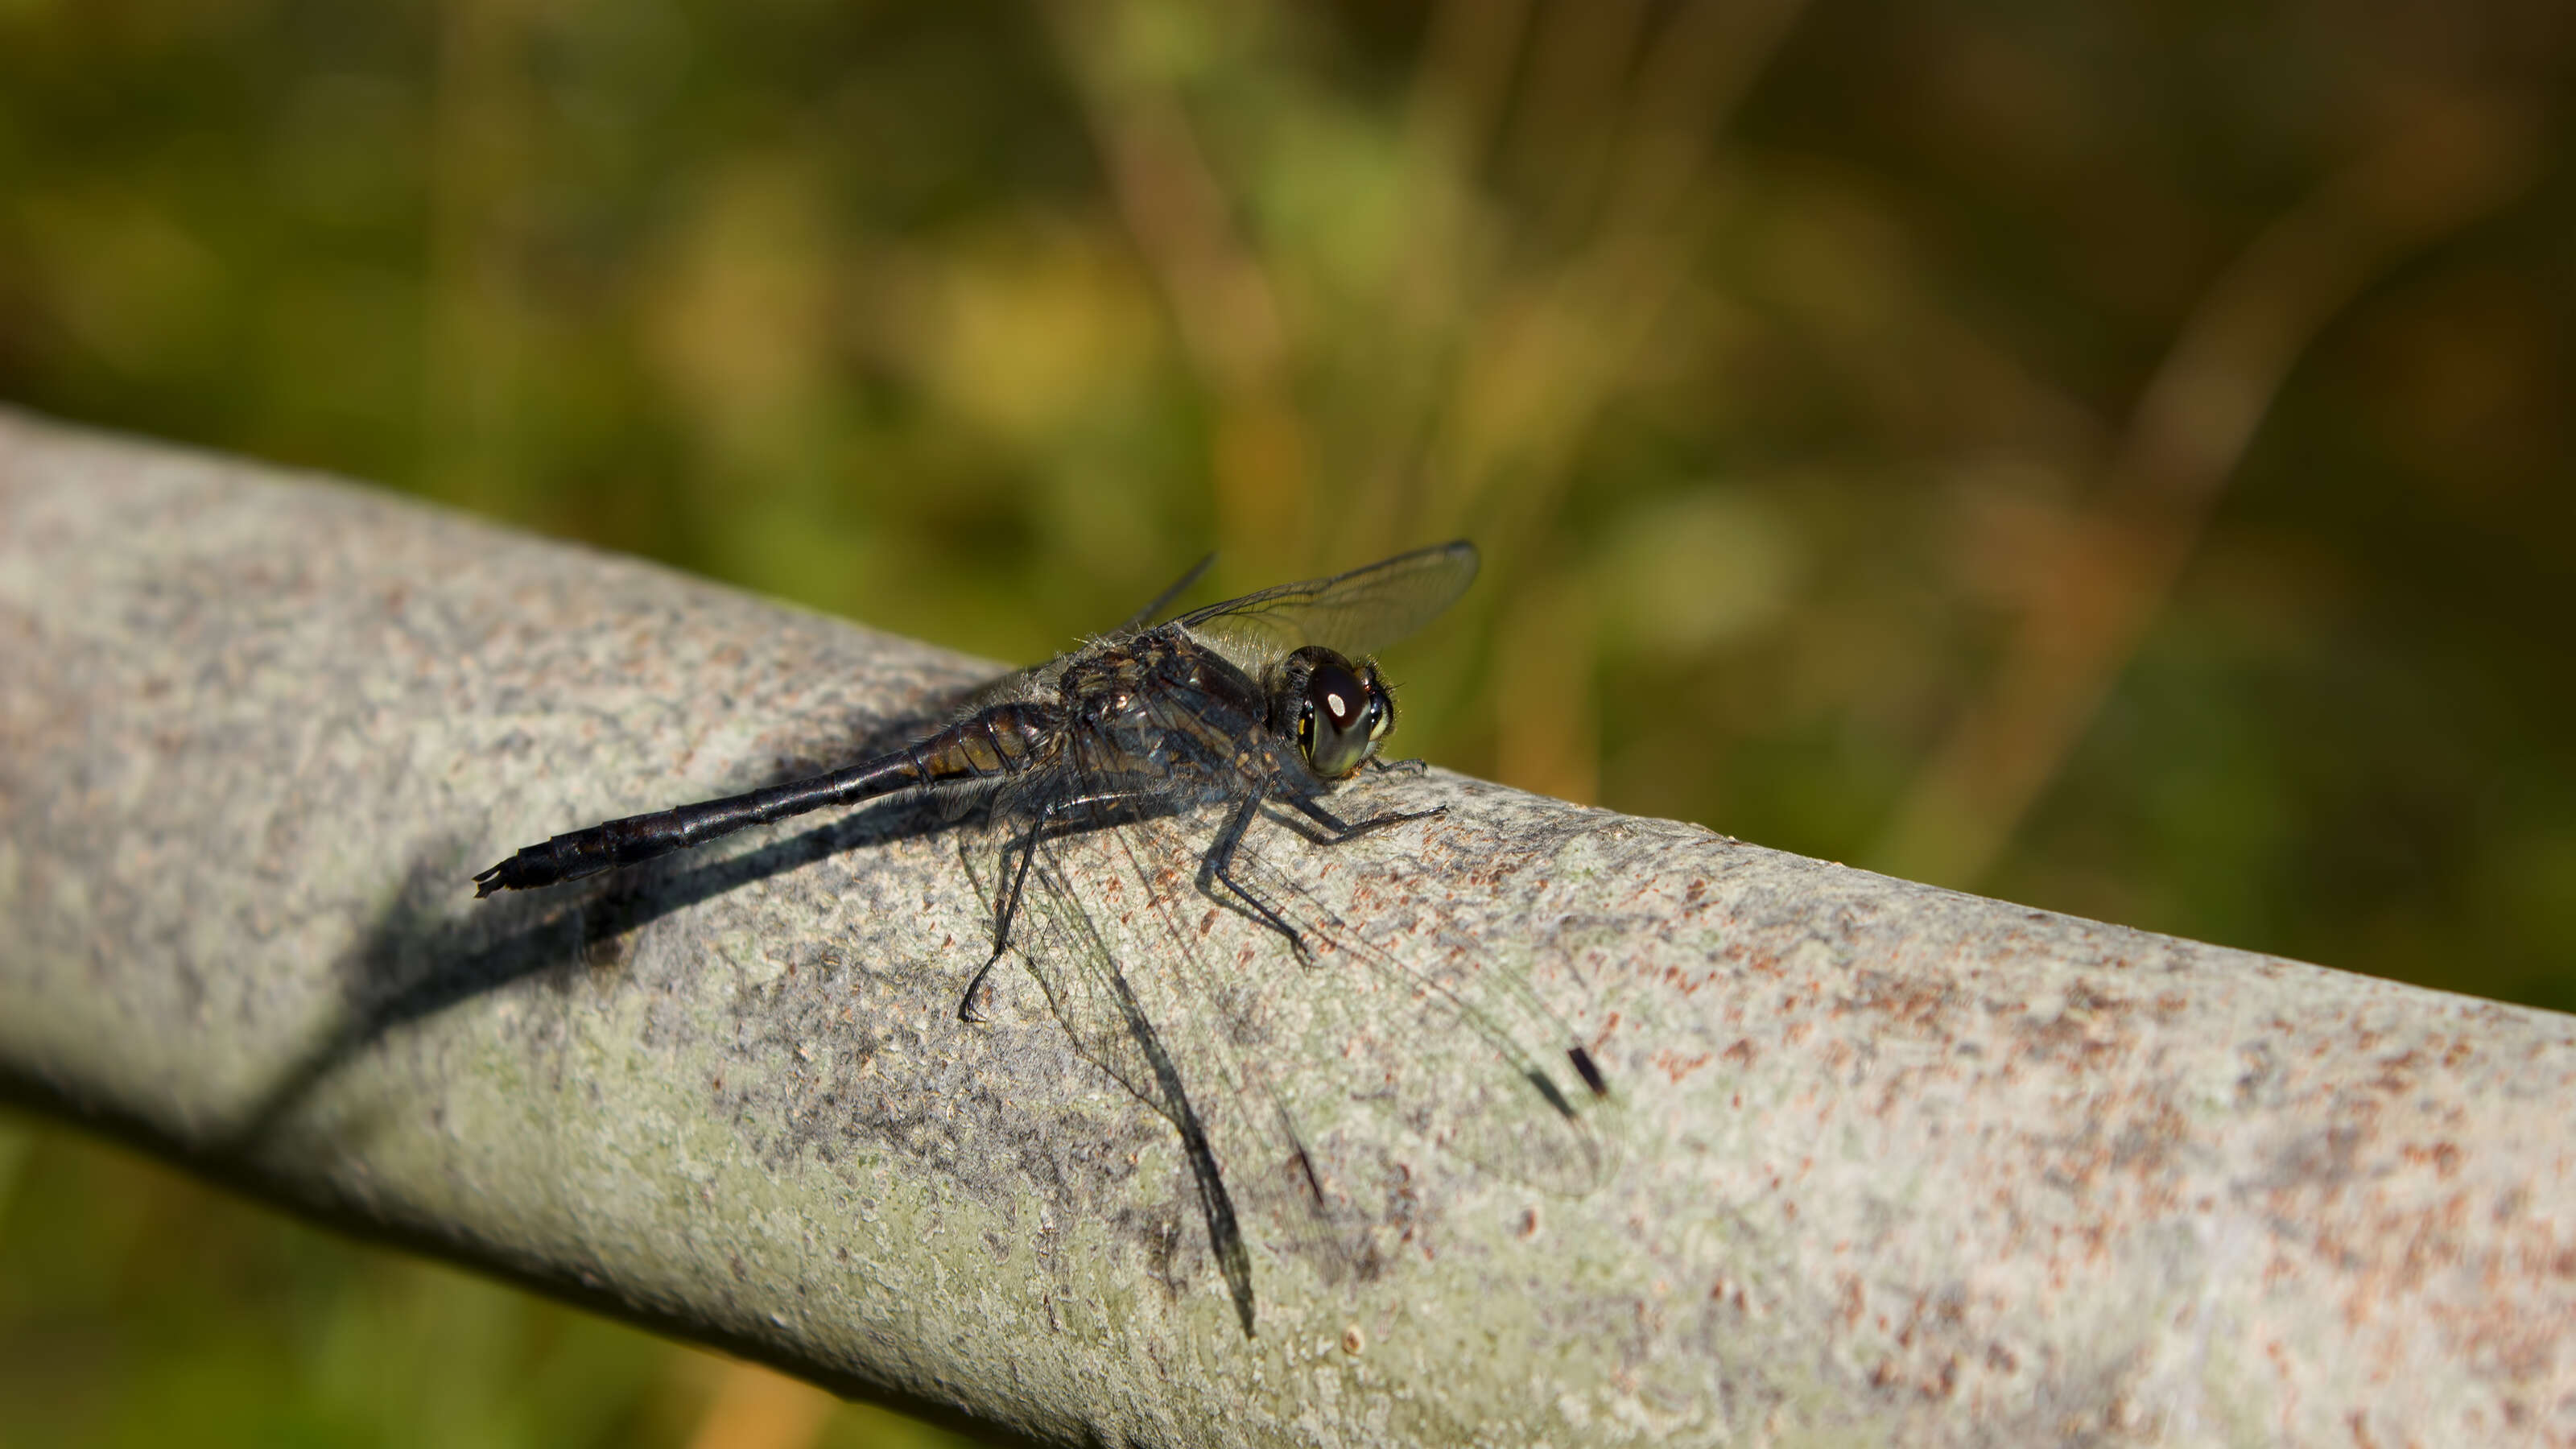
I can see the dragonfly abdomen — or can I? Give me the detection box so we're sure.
[474,704,1059,894]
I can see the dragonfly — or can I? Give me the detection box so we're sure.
[474,540,1610,1335]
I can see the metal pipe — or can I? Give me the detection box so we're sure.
[4,407,2568,1447]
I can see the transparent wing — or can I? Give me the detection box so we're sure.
[1174,540,1479,675]
[958,781,1608,1331]
[1112,551,1216,637]
[1199,804,1612,1199]
[958,806,1286,1335]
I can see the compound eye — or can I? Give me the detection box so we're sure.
[1299,658,1377,778]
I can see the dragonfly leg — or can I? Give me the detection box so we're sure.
[957,807,1046,1023]
[1283,791,1443,843]
[958,787,1158,1022]
[1200,793,1311,961]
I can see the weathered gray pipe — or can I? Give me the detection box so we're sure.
[2,407,2570,1447]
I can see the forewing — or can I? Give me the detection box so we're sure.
[963,789,1609,1270]
[960,805,1287,1333]
[1206,805,1612,1201]
[1174,540,1478,675]
[970,808,1338,1199]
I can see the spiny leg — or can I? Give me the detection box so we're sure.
[956,807,1047,1022]
[1198,793,1311,961]
[1198,788,1447,953]
[1282,791,1443,843]
[957,787,1152,1022]
[1286,788,1606,1104]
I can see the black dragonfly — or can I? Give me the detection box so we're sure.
[474,541,1610,1335]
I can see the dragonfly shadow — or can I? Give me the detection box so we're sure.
[221,701,989,1160]
[215,543,1603,1343]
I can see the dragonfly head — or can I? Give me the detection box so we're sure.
[1275,646,1396,780]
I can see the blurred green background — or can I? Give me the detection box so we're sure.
[2,0,2569,1443]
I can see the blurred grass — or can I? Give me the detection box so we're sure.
[2,0,2571,1443]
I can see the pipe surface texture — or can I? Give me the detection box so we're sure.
[3,408,2571,1446]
